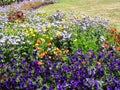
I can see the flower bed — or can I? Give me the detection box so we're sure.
[0,10,120,90]
[0,0,55,13]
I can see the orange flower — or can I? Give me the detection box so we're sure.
[64,49,69,53]
[107,27,118,33]
[55,48,61,53]
[102,43,108,47]
[37,61,43,65]
[116,47,120,51]
[115,34,120,42]
[57,50,61,53]
[102,41,109,47]
[55,48,59,51]
[39,52,45,57]
[45,51,48,54]
[46,42,51,46]
[36,47,40,51]
[36,39,42,44]
[96,61,101,65]
[112,30,118,33]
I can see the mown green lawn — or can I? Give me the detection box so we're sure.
[37,0,120,31]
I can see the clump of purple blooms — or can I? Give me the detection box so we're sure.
[0,47,120,90]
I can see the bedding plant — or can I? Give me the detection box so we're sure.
[0,9,120,90]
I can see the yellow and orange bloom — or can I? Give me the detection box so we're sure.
[35,43,39,47]
[46,42,51,46]
[102,43,108,47]
[36,39,42,44]
[116,47,120,51]
[102,41,109,48]
[39,52,45,57]
[37,61,43,65]
[96,61,101,65]
[64,49,69,53]
[107,27,118,33]
[36,47,40,51]
[55,48,61,53]
[44,51,48,55]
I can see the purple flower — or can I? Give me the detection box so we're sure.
[12,58,17,62]
[21,59,27,64]
[98,51,104,59]
[48,87,53,90]
[77,48,81,55]
[87,49,95,58]
[94,80,99,90]
[106,85,112,90]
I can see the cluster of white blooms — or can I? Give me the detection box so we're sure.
[0,33,31,46]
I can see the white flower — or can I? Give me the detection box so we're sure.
[100,36,105,42]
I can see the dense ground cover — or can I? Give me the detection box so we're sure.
[0,0,120,90]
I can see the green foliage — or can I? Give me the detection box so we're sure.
[0,0,15,5]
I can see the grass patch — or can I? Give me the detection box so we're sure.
[37,0,120,31]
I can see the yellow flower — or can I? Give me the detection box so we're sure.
[59,24,64,30]
[41,38,45,42]
[25,33,29,36]
[43,26,47,32]
[56,31,61,35]
[42,19,45,23]
[34,30,38,33]
[53,51,57,55]
[35,43,39,46]
[30,28,33,32]
[73,15,78,19]
[26,30,28,33]
[22,29,25,32]
[62,19,66,22]
[50,37,53,40]
[14,19,19,23]
[77,15,81,18]
[74,39,77,42]
[48,23,51,29]
[59,24,62,27]
[59,27,64,30]
[32,34,36,37]
[42,34,46,37]
[46,36,49,38]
